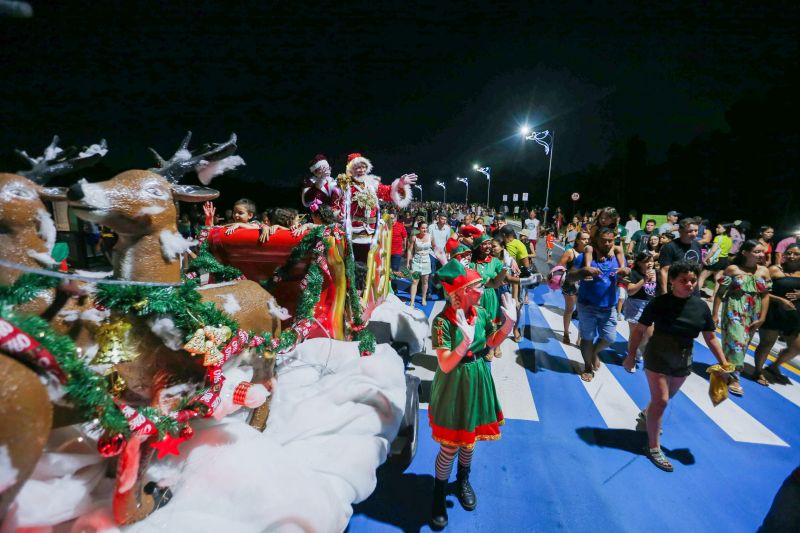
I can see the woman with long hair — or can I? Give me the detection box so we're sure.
[752,243,800,385]
[407,221,433,307]
[471,235,507,359]
[698,222,733,294]
[556,231,589,345]
[712,240,771,396]
[758,225,775,267]
[622,251,658,371]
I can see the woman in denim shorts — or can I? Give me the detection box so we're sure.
[557,231,589,344]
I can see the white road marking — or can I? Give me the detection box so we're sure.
[537,305,641,429]
[491,337,539,421]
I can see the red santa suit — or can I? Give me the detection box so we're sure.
[301,154,342,215]
[342,153,413,240]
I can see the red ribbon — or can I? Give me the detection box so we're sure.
[115,401,158,436]
[0,318,67,383]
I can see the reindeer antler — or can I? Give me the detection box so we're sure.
[15,136,108,185]
[150,132,239,184]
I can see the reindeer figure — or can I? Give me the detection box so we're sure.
[67,132,279,525]
[0,136,107,520]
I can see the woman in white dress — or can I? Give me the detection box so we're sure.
[407,222,433,306]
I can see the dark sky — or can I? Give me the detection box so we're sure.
[0,0,796,205]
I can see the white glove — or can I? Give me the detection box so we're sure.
[399,173,418,187]
[501,292,518,323]
[455,308,475,347]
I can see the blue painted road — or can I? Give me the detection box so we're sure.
[350,265,800,532]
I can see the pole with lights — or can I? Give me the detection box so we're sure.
[473,164,491,208]
[413,184,422,201]
[435,180,446,203]
[456,176,469,205]
[521,127,554,226]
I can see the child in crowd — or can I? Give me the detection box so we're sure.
[622,251,658,370]
[221,198,261,235]
[545,229,555,261]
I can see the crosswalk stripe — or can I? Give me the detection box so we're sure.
[491,337,539,421]
[536,305,641,429]
[617,321,788,447]
[695,335,800,409]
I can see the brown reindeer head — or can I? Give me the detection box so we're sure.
[67,133,241,282]
[0,136,107,284]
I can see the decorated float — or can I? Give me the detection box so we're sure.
[0,134,420,531]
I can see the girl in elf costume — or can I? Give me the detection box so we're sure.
[470,234,507,360]
[428,259,517,529]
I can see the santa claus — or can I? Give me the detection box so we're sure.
[339,152,416,240]
[301,154,342,215]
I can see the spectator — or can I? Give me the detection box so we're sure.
[752,243,800,386]
[389,210,408,292]
[697,222,733,295]
[567,227,626,382]
[728,220,750,256]
[712,240,771,396]
[622,251,658,371]
[757,225,775,266]
[657,218,703,295]
[624,261,730,472]
[628,219,658,257]
[624,211,641,245]
[523,210,540,253]
[407,221,433,307]
[659,211,680,237]
[775,228,800,265]
[557,230,590,344]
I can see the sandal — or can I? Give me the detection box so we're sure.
[580,371,594,382]
[728,380,744,396]
[646,447,673,472]
[754,372,769,387]
[562,334,571,345]
[513,329,522,343]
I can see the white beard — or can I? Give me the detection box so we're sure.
[310,174,332,188]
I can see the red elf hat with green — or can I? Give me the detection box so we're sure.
[435,259,482,294]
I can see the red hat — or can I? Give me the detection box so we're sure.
[346,152,373,175]
[436,259,482,294]
[309,154,329,172]
[459,225,483,239]
[445,237,462,255]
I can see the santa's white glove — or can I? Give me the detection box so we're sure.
[399,173,418,187]
[455,308,475,347]
[501,292,518,324]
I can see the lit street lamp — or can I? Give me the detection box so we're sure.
[456,176,469,205]
[473,164,491,208]
[413,184,422,201]
[435,180,446,203]
[521,127,554,225]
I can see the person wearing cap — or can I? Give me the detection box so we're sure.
[340,152,417,239]
[301,154,342,217]
[428,259,517,529]
[660,211,680,238]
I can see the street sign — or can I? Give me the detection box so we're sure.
[522,192,528,201]
[571,192,580,201]
[502,194,508,201]
[513,194,519,201]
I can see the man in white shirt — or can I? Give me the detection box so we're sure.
[429,212,452,297]
[660,211,680,237]
[523,210,540,253]
[624,210,641,243]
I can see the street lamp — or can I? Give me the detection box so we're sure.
[522,128,554,226]
[473,164,491,208]
[456,176,469,205]
[413,184,422,201]
[435,180,446,203]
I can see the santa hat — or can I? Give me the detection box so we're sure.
[346,152,373,175]
[309,154,330,172]
[445,238,471,257]
[435,259,482,294]
[459,225,483,239]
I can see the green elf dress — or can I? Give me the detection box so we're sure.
[429,260,504,448]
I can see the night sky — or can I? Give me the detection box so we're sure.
[1,1,797,220]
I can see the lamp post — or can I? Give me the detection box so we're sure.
[435,180,446,203]
[413,184,422,201]
[456,176,469,205]
[521,127,554,226]
[473,164,491,208]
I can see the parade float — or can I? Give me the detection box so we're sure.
[0,135,419,531]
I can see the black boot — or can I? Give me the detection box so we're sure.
[430,479,448,530]
[456,465,477,511]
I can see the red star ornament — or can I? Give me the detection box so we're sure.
[149,433,188,460]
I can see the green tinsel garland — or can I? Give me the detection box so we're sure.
[343,245,376,355]
[94,277,237,337]
[390,267,421,281]
[187,240,244,282]
[296,262,324,320]
[0,309,179,438]
[0,274,61,306]
[267,225,326,289]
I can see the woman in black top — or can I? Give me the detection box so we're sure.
[624,261,730,472]
[752,243,800,385]
[556,231,589,344]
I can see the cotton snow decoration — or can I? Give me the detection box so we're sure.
[196,155,245,185]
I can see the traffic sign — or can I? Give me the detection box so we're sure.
[571,192,580,201]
